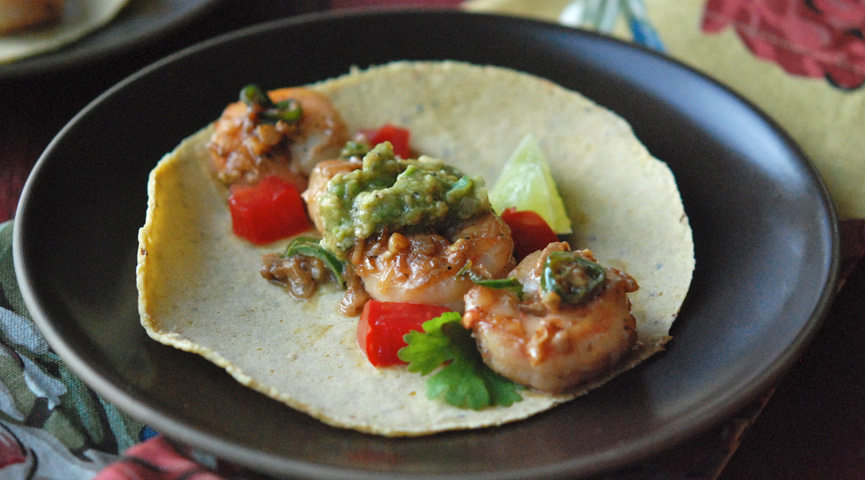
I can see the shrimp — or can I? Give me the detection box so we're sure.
[350,213,515,312]
[462,242,638,393]
[302,156,514,312]
[302,158,362,233]
[207,87,349,188]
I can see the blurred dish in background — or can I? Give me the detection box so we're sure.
[0,0,128,64]
[0,0,65,34]
[0,0,221,79]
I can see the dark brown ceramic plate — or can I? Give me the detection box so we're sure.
[14,9,839,480]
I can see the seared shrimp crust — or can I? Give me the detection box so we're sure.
[350,213,515,312]
[463,242,639,393]
[208,87,349,187]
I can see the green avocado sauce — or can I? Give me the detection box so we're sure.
[318,142,491,255]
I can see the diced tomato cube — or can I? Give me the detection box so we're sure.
[500,207,559,260]
[366,124,411,158]
[228,175,311,244]
[357,300,450,367]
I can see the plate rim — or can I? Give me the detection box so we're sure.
[12,8,841,479]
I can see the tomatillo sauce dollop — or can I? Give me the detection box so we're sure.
[318,142,491,254]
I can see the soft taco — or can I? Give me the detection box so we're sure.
[136,61,694,436]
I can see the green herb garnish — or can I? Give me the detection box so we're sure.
[541,251,606,305]
[283,236,346,288]
[240,84,303,124]
[456,261,524,300]
[398,312,522,410]
[339,140,370,159]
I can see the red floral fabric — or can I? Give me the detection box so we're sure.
[702,0,865,89]
[93,436,227,480]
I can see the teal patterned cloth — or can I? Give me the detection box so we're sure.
[0,220,152,477]
[558,0,665,51]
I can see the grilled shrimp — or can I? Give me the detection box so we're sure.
[208,87,349,187]
[350,213,515,311]
[302,158,362,233]
[303,158,514,312]
[462,242,638,393]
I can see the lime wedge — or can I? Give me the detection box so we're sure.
[489,134,573,234]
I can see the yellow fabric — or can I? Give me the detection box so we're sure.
[463,0,865,220]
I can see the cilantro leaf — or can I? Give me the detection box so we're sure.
[398,312,522,410]
[400,319,455,375]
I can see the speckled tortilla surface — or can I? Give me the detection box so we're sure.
[136,61,694,436]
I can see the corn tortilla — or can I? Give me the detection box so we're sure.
[136,61,694,436]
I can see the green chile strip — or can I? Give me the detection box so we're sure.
[284,236,346,288]
[240,84,302,124]
[240,84,270,106]
[541,251,606,305]
[456,261,524,300]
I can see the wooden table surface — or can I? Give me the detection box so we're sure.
[2,1,863,478]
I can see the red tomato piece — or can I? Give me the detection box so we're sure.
[366,124,411,158]
[227,175,311,245]
[357,300,450,367]
[500,207,559,260]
